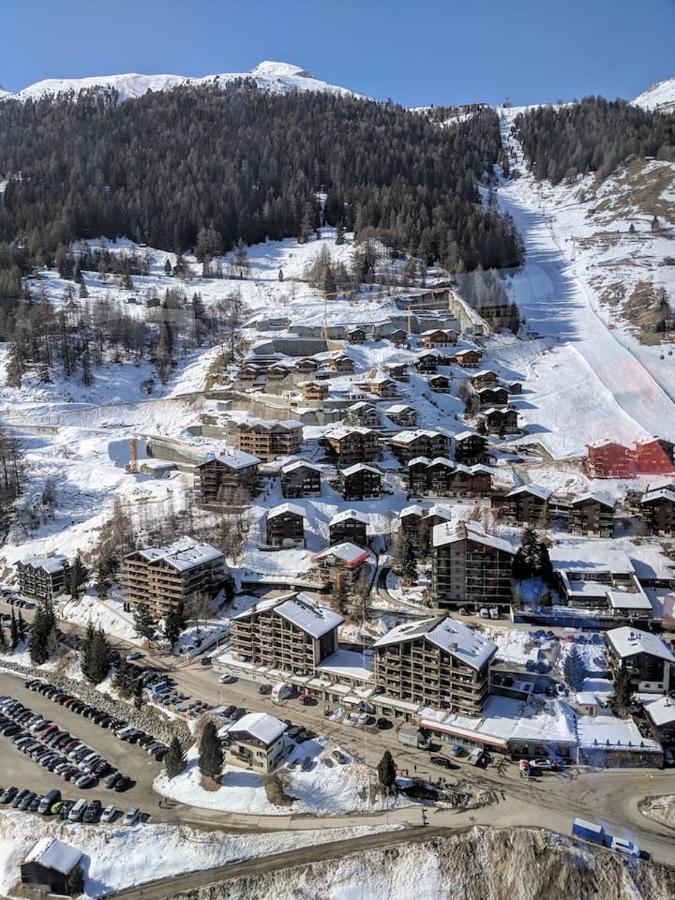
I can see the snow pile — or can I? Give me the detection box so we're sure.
[0,810,395,898]
[633,78,675,113]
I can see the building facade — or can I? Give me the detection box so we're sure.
[16,556,69,602]
[432,521,514,612]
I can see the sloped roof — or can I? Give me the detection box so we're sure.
[432,520,514,554]
[224,711,287,745]
[25,837,82,875]
[341,463,382,478]
[506,484,552,501]
[281,460,322,474]
[330,508,369,526]
[607,627,675,664]
[645,696,675,727]
[234,591,343,638]
[134,537,223,572]
[641,487,675,505]
[17,554,67,574]
[391,429,444,444]
[373,616,496,671]
[314,542,370,567]
[267,502,305,520]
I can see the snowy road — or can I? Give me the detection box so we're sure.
[494,110,675,455]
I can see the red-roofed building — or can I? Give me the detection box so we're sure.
[584,441,635,479]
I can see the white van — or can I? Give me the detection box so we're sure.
[68,798,88,823]
[271,682,294,702]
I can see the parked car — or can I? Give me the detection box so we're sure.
[83,800,102,823]
[125,652,143,662]
[101,805,117,823]
[529,757,558,772]
[219,675,237,685]
[122,808,140,826]
[257,684,272,695]
[375,717,393,730]
[448,743,465,757]
[431,755,457,770]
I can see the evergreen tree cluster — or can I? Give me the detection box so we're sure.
[80,621,112,684]
[512,527,553,582]
[514,97,675,184]
[29,600,57,665]
[199,720,223,780]
[0,84,522,272]
[563,646,587,691]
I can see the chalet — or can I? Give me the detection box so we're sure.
[390,429,449,464]
[428,374,451,393]
[606,626,674,694]
[454,348,482,368]
[452,430,487,464]
[507,381,523,395]
[345,401,380,428]
[301,381,329,402]
[480,407,519,435]
[420,328,457,348]
[476,386,509,408]
[423,504,453,530]
[385,403,417,427]
[340,463,382,501]
[220,712,289,773]
[398,504,426,544]
[325,426,381,466]
[329,509,369,547]
[16,555,69,602]
[313,541,370,576]
[281,460,322,498]
[122,538,225,616]
[385,362,409,381]
[584,441,634,479]
[266,503,305,548]
[408,458,491,497]
[295,357,320,374]
[552,549,651,622]
[388,329,409,347]
[346,327,367,344]
[235,419,303,461]
[634,438,674,475]
[373,617,496,715]
[194,451,260,505]
[470,370,498,389]
[21,837,83,896]
[431,520,515,612]
[503,485,551,526]
[238,363,263,382]
[267,362,292,382]
[369,376,398,399]
[329,354,355,374]
[640,486,675,535]
[569,492,615,537]
[231,591,342,675]
[645,696,675,743]
[415,351,439,373]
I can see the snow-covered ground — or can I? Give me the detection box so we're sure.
[494,107,675,458]
[0,811,395,898]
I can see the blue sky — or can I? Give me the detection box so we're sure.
[2,0,673,105]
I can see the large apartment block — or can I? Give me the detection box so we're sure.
[373,617,496,715]
[431,521,515,612]
[235,419,303,461]
[230,592,343,674]
[15,555,69,602]
[122,537,225,616]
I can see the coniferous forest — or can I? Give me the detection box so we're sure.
[0,82,522,272]
[514,97,675,184]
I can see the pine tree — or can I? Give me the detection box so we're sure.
[377,750,397,790]
[9,608,19,650]
[277,268,284,282]
[199,721,223,780]
[17,610,26,642]
[164,599,185,647]
[164,259,172,276]
[29,602,57,665]
[398,533,418,585]
[613,663,634,715]
[232,240,249,278]
[165,736,186,779]
[68,554,88,598]
[133,604,157,640]
[563,646,587,691]
[81,623,111,684]
[112,658,134,698]
[133,676,143,709]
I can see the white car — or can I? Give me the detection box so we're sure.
[122,808,139,826]
[101,805,117,823]
[611,837,639,857]
[125,651,143,662]
[529,757,558,771]
[218,674,237,684]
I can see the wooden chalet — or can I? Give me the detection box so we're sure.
[470,370,498,390]
[194,451,260,504]
[428,374,451,393]
[281,461,322,499]
[325,426,381,467]
[640,486,675,535]
[266,503,306,548]
[345,401,380,428]
[390,429,449,464]
[346,327,367,344]
[480,407,519,435]
[452,431,487,464]
[476,386,509,408]
[454,348,482,368]
[385,362,409,382]
[569,493,616,537]
[329,509,369,547]
[414,351,439,373]
[503,484,551,526]
[340,463,383,501]
[385,403,417,427]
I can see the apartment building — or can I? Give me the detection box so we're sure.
[431,521,515,612]
[122,537,225,616]
[329,509,369,547]
[373,617,496,715]
[230,591,343,674]
[502,485,551,526]
[340,463,382,501]
[390,429,449,464]
[407,458,492,497]
[280,460,322,498]
[452,431,487,464]
[606,626,674,694]
[193,451,260,505]
[569,493,616,537]
[324,426,381,467]
[15,555,69,602]
[235,419,303,461]
[385,404,417,427]
[265,503,305,548]
[640,486,675,535]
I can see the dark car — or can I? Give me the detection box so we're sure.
[431,755,457,770]
[0,786,18,804]
[257,684,272,695]
[59,800,75,820]
[106,772,121,790]
[376,717,393,730]
[113,776,134,793]
[83,800,102,823]
[18,791,36,811]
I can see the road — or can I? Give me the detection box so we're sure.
[495,110,675,447]
[2,598,674,866]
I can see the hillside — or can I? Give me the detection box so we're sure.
[0,60,362,103]
[634,78,675,114]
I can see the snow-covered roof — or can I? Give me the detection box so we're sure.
[224,711,287,745]
[316,649,374,682]
[385,403,415,414]
[645,696,675,728]
[341,463,382,477]
[571,491,616,509]
[234,591,343,637]
[135,537,223,572]
[606,627,675,664]
[408,455,432,467]
[472,369,497,379]
[607,592,652,611]
[330,508,369,526]
[641,488,675,505]
[399,504,426,519]
[326,425,375,439]
[17,554,67,574]
[506,484,551,501]
[550,545,634,575]
[281,459,321,474]
[267,502,305,520]
[576,712,660,751]
[432,520,514,554]
[198,449,261,469]
[453,431,482,442]
[314,542,370,567]
[374,616,496,671]
[25,837,82,875]
[391,429,444,444]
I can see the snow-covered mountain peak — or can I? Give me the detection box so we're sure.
[0,61,363,104]
[633,77,675,113]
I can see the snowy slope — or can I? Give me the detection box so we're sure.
[2,61,363,103]
[633,78,675,113]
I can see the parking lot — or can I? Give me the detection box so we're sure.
[0,674,162,818]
